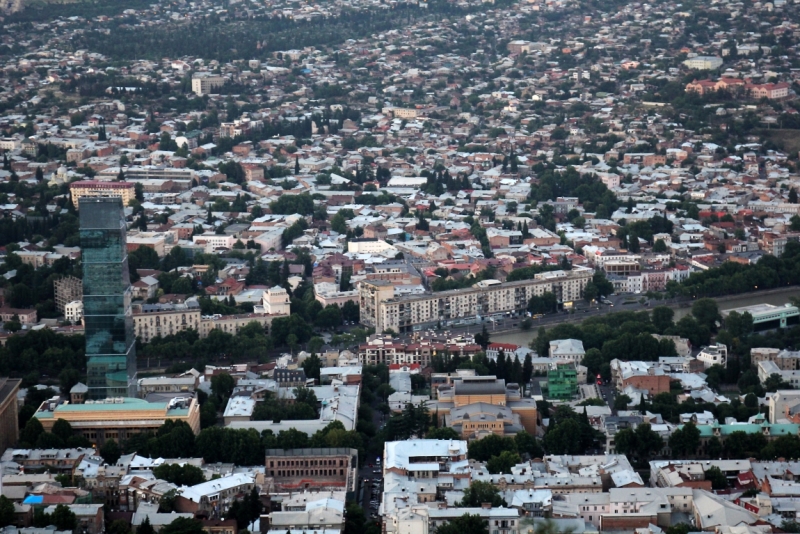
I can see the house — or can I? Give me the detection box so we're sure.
[548,339,585,363]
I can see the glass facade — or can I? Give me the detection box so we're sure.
[80,197,137,399]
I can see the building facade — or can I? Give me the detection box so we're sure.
[35,396,200,446]
[80,197,137,399]
[265,448,358,491]
[54,275,83,313]
[70,181,135,208]
[0,377,21,452]
[360,268,592,333]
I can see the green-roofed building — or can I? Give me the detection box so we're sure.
[34,396,200,446]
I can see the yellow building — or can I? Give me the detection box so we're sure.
[70,181,135,208]
[35,396,200,445]
[434,376,537,438]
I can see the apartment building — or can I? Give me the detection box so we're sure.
[264,448,358,491]
[133,301,202,343]
[69,180,135,208]
[360,268,591,333]
[358,334,482,367]
[751,348,800,371]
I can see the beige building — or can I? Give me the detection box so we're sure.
[392,108,418,119]
[360,268,592,333]
[70,181,135,208]
[435,375,538,435]
[752,347,800,370]
[0,377,21,452]
[262,286,291,315]
[134,302,202,343]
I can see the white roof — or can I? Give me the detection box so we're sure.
[179,473,253,502]
[384,439,467,470]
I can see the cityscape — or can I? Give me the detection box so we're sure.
[2,0,800,533]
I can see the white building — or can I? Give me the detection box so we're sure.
[191,74,225,96]
[549,339,585,363]
[65,300,83,324]
[192,233,236,253]
[683,56,724,70]
[696,343,728,369]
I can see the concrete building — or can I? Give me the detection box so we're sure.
[54,276,83,314]
[191,74,225,96]
[265,448,358,491]
[65,300,83,324]
[696,344,728,369]
[70,181,135,208]
[360,268,592,333]
[768,390,800,423]
[0,377,21,452]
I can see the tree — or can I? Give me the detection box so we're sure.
[457,481,505,507]
[651,306,674,334]
[435,514,488,534]
[475,325,490,349]
[724,311,754,338]
[59,368,81,397]
[331,212,347,234]
[706,436,723,459]
[426,427,460,440]
[0,495,15,528]
[100,438,121,465]
[692,298,721,331]
[52,419,74,443]
[613,394,632,411]
[705,466,728,490]
[653,239,667,253]
[790,188,798,204]
[20,417,44,446]
[669,423,700,457]
[301,353,322,382]
[50,504,77,531]
[543,418,583,454]
[583,281,598,302]
[153,463,206,486]
[522,354,533,392]
[211,372,235,401]
[486,451,521,474]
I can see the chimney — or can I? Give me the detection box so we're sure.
[481,503,492,509]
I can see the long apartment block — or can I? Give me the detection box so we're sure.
[360,267,593,333]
